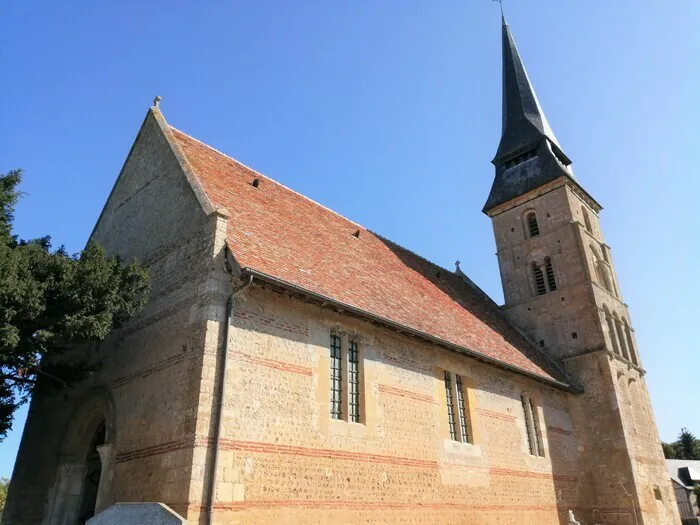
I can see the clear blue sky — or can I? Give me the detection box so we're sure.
[1,1,698,478]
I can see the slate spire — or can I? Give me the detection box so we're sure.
[495,16,566,162]
[483,18,597,214]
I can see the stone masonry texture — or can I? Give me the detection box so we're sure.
[3,107,680,525]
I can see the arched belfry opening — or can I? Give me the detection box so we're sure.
[77,421,106,524]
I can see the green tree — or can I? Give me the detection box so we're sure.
[662,428,700,460]
[662,441,677,459]
[677,428,700,460]
[0,477,8,521]
[0,170,149,440]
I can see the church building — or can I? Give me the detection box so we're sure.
[4,17,679,525]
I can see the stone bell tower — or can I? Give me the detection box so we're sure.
[483,16,679,525]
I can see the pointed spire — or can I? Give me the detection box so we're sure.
[483,19,601,214]
[495,18,568,164]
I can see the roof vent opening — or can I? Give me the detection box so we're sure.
[352,230,360,238]
[252,178,260,188]
[435,270,442,278]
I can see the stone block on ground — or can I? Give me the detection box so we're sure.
[87,502,187,524]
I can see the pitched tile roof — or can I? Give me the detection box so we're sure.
[169,126,568,387]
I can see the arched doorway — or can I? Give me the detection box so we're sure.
[46,389,116,525]
[77,421,105,524]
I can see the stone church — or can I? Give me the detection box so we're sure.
[5,17,679,525]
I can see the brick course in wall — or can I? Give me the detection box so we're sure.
[4,103,679,525]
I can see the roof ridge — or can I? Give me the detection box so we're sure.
[373,233,456,277]
[169,125,366,230]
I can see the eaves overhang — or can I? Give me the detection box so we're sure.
[238,266,581,394]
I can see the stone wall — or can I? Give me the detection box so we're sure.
[183,284,583,524]
[3,110,220,524]
[489,180,679,525]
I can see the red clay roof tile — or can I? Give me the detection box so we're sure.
[170,127,565,385]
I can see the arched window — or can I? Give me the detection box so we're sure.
[625,324,639,366]
[526,212,540,237]
[605,310,620,355]
[581,205,593,233]
[615,317,630,361]
[544,257,557,291]
[591,245,613,293]
[532,263,546,295]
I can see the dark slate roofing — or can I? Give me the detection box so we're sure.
[484,17,600,214]
[494,15,567,163]
[484,142,572,213]
[667,459,700,489]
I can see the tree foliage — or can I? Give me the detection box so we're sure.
[0,477,8,521]
[662,428,700,460]
[0,170,149,440]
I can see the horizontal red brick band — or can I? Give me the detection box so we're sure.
[377,384,435,404]
[117,435,578,484]
[116,438,191,463]
[476,408,516,422]
[199,436,438,469]
[187,500,563,512]
[234,310,309,337]
[546,426,573,436]
[112,353,186,388]
[195,436,578,483]
[236,352,312,376]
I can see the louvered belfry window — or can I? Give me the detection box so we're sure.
[348,340,360,423]
[455,375,470,444]
[544,257,557,291]
[527,212,540,237]
[330,335,342,419]
[532,263,546,295]
[444,371,457,441]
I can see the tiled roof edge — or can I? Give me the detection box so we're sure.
[169,126,366,229]
[240,265,578,393]
[453,268,576,388]
[153,110,217,216]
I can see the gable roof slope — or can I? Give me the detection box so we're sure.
[165,116,569,388]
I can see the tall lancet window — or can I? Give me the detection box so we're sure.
[526,212,540,238]
[544,257,557,291]
[581,205,593,233]
[625,324,639,366]
[605,310,620,355]
[615,318,630,361]
[532,263,546,296]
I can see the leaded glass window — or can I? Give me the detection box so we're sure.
[455,375,469,443]
[529,397,543,457]
[330,335,342,419]
[348,340,360,423]
[444,371,456,441]
[521,394,543,457]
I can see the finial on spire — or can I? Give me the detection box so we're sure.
[455,260,461,272]
[492,0,504,19]
[153,95,162,108]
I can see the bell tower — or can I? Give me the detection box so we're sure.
[484,16,679,525]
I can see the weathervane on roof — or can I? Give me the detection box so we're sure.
[492,0,504,16]
[153,95,162,108]
[455,260,461,272]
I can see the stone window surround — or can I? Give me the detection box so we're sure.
[329,332,366,426]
